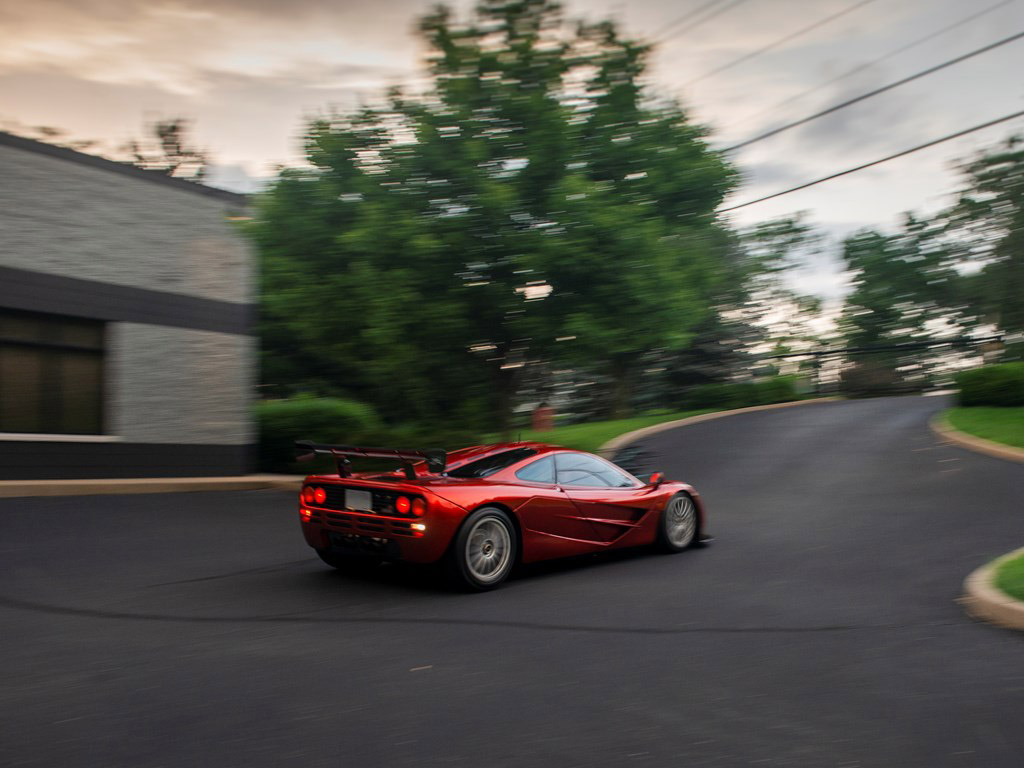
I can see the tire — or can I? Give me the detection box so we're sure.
[655,492,698,553]
[446,507,517,591]
[315,548,383,573]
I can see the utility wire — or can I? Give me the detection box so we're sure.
[730,0,1017,133]
[719,109,1024,213]
[657,0,726,40]
[724,29,1024,152]
[684,0,879,87]
[655,0,751,44]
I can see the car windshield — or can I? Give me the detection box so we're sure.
[446,447,538,478]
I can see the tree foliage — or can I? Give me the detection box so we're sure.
[251,0,737,430]
[735,214,826,356]
[122,118,209,180]
[837,136,1024,391]
[841,214,959,351]
[944,136,1024,334]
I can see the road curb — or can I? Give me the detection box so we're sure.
[961,547,1024,632]
[599,397,840,456]
[930,412,1024,464]
[0,475,304,499]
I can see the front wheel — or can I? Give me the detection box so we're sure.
[656,493,698,553]
[446,507,517,591]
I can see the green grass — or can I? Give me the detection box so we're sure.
[995,551,1024,602]
[946,407,1024,450]
[504,409,717,454]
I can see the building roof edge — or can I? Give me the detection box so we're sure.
[0,131,250,206]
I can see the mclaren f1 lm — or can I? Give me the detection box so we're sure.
[295,440,706,590]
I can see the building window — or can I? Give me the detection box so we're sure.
[0,309,104,435]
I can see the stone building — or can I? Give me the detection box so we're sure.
[0,131,255,479]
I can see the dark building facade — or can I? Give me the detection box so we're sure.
[0,132,256,479]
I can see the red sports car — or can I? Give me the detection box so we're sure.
[295,440,706,590]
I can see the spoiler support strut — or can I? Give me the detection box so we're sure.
[294,441,447,480]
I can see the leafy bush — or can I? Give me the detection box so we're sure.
[256,396,384,473]
[255,396,485,473]
[755,375,801,405]
[838,361,912,398]
[682,376,800,410]
[955,363,1024,407]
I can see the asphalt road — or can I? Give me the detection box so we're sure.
[1,396,1022,767]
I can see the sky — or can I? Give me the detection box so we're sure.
[1,0,1023,301]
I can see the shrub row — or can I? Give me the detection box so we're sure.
[256,396,383,474]
[255,396,482,473]
[955,363,1024,407]
[681,375,801,410]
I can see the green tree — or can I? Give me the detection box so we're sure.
[735,214,828,364]
[839,215,964,391]
[251,0,737,431]
[944,136,1024,335]
[122,118,209,180]
[842,218,946,350]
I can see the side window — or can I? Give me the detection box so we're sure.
[446,447,538,478]
[556,453,635,488]
[515,456,555,484]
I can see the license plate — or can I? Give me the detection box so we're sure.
[345,489,373,512]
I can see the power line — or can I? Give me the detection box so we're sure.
[719,109,1024,213]
[729,0,1017,134]
[657,0,726,40]
[723,29,1024,152]
[655,0,751,44]
[684,0,879,88]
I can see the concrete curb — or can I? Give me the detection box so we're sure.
[598,397,840,456]
[961,547,1024,632]
[930,412,1024,464]
[0,474,304,499]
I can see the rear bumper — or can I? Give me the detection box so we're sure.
[299,504,462,564]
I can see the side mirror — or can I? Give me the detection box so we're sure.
[638,471,664,488]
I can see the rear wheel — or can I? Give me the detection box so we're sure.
[656,493,698,553]
[315,548,383,573]
[446,507,517,591]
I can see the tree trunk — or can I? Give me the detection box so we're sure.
[609,358,633,420]
[495,367,515,441]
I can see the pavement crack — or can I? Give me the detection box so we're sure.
[0,594,963,634]
[145,559,312,587]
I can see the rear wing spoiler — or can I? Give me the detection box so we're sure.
[294,440,446,480]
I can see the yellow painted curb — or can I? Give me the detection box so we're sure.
[930,412,1024,464]
[598,397,840,456]
[961,547,1024,632]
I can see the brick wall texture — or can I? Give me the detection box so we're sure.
[0,143,251,303]
[0,141,255,448]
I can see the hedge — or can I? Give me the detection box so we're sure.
[682,376,801,410]
[955,363,1024,407]
[255,396,484,473]
[256,396,384,473]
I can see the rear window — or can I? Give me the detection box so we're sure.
[446,447,538,479]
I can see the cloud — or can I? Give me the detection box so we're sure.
[0,0,427,96]
[2,0,1021,287]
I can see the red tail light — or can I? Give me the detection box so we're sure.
[300,508,312,522]
[395,496,411,514]
[412,498,427,517]
[313,487,326,504]
[302,487,315,504]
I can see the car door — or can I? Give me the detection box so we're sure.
[554,452,656,544]
[509,455,606,557]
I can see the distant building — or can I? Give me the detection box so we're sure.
[0,131,255,479]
